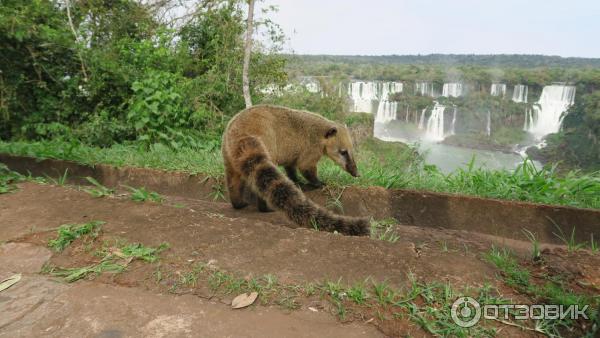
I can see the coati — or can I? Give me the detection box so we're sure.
[221,105,370,236]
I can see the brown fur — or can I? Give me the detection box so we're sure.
[221,105,369,236]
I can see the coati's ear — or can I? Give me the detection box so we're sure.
[325,127,337,138]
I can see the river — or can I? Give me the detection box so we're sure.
[374,122,541,174]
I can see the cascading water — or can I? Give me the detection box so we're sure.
[490,84,506,98]
[450,106,457,135]
[348,81,403,113]
[442,83,463,97]
[375,101,398,123]
[418,108,427,129]
[527,85,576,139]
[415,82,435,97]
[425,103,446,141]
[486,110,491,137]
[512,85,528,103]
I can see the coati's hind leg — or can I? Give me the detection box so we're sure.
[225,164,248,209]
[300,166,324,190]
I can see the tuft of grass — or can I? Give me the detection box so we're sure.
[209,180,226,201]
[45,168,69,186]
[522,228,541,261]
[346,281,369,305]
[48,221,104,251]
[123,185,164,203]
[591,234,599,253]
[120,242,169,262]
[0,163,23,194]
[370,218,400,243]
[83,177,114,197]
[47,257,125,283]
[551,221,587,252]
[325,187,345,213]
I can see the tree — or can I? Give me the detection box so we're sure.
[242,0,255,108]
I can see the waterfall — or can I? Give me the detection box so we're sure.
[415,82,435,97]
[425,103,446,141]
[523,108,533,130]
[490,83,506,98]
[405,105,409,122]
[375,101,397,123]
[527,85,576,139]
[348,81,403,113]
[442,83,463,97]
[486,110,491,137]
[450,106,457,135]
[512,85,528,103]
[418,108,427,129]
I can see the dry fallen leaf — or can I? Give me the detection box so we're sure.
[231,292,258,309]
[0,274,22,292]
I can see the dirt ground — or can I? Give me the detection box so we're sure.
[1,182,599,337]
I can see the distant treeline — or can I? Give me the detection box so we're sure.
[287,54,600,69]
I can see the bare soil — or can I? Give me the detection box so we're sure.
[1,182,599,337]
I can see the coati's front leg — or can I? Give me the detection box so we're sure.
[284,165,300,184]
[225,166,248,209]
[300,166,325,190]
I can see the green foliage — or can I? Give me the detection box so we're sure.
[0,163,23,194]
[120,242,169,263]
[48,221,104,252]
[0,0,286,149]
[124,185,164,203]
[83,177,114,198]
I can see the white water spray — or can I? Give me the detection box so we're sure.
[527,85,576,139]
[375,101,398,123]
[348,81,403,113]
[418,108,427,129]
[425,103,446,141]
[486,110,491,137]
[415,82,435,97]
[450,106,457,135]
[442,83,463,97]
[490,84,506,98]
[512,85,528,103]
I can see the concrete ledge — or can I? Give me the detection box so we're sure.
[2,154,598,245]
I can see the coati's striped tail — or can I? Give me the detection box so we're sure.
[232,136,370,236]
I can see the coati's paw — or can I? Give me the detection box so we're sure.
[232,201,249,209]
[257,199,274,212]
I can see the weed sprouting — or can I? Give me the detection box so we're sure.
[522,228,541,261]
[45,168,69,186]
[370,218,400,243]
[123,185,164,203]
[120,242,169,262]
[551,221,587,252]
[83,177,114,197]
[48,221,104,251]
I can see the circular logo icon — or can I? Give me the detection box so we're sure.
[451,297,481,328]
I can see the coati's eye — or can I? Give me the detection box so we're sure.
[340,150,348,156]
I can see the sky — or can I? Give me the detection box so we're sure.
[259,0,600,57]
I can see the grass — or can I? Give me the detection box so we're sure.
[123,185,164,203]
[48,221,104,251]
[1,139,599,209]
[551,221,587,252]
[370,218,400,243]
[522,228,541,261]
[0,163,23,194]
[120,242,170,262]
[83,176,114,197]
[45,168,69,186]
[45,240,170,283]
[484,246,599,336]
